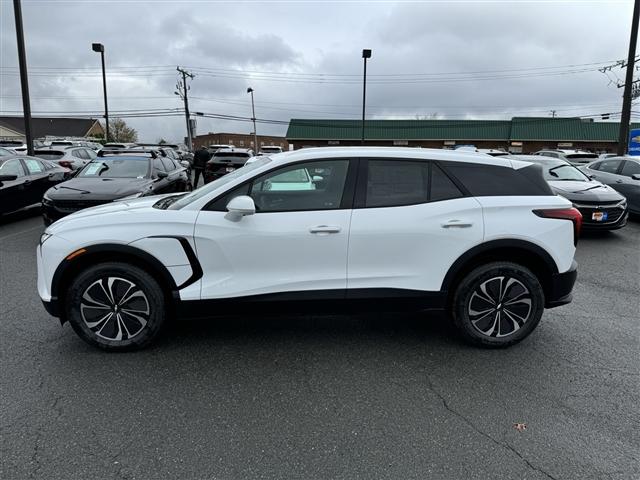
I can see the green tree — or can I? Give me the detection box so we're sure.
[109,118,138,143]
[156,138,168,145]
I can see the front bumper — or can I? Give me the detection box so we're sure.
[545,260,578,308]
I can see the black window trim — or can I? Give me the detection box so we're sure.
[202,157,358,213]
[353,157,469,210]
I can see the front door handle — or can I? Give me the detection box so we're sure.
[309,225,341,234]
[441,220,473,228]
[615,179,623,183]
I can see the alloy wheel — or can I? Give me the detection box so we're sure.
[80,277,150,341]
[467,276,532,338]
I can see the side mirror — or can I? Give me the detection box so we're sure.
[226,195,255,218]
[312,175,323,183]
[156,170,169,179]
[632,174,640,180]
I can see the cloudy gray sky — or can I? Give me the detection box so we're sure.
[0,0,637,143]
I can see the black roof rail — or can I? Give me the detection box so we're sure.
[97,148,158,158]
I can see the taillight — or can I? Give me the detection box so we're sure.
[533,208,583,245]
[58,160,72,168]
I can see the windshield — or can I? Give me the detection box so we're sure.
[77,157,149,178]
[543,163,590,182]
[168,156,272,210]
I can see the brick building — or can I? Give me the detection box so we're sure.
[286,117,639,153]
[192,132,289,151]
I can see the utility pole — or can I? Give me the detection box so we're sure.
[13,0,34,155]
[247,87,258,153]
[617,0,639,156]
[176,67,194,151]
[361,49,372,145]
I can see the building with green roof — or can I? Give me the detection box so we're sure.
[286,117,639,153]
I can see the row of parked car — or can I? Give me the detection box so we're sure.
[0,143,638,233]
[0,143,192,221]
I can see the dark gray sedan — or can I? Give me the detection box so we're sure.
[581,156,640,215]
[511,155,628,230]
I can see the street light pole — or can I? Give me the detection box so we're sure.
[247,87,258,153]
[361,49,372,145]
[92,43,109,142]
[617,0,639,156]
[13,0,34,155]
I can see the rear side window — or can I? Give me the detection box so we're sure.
[442,162,552,196]
[598,159,623,174]
[620,160,640,177]
[24,158,44,174]
[366,160,428,207]
[160,157,175,172]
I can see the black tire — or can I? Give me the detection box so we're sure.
[65,262,166,351]
[451,261,545,348]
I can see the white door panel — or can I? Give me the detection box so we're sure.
[195,210,351,299]
[347,197,484,292]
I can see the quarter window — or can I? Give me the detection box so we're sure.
[442,162,551,196]
[430,163,464,202]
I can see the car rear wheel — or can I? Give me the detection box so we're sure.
[451,262,544,348]
[65,262,166,351]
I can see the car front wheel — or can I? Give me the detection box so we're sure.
[65,262,166,351]
[451,262,545,348]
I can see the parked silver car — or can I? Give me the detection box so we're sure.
[535,149,598,166]
[33,146,97,170]
[581,156,640,215]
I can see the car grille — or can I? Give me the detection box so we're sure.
[573,201,626,224]
[51,199,109,213]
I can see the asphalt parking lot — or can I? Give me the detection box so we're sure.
[1,210,638,480]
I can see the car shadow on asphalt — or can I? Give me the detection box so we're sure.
[153,310,464,351]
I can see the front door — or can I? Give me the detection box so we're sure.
[194,158,353,299]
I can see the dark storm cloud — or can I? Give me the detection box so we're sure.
[0,1,635,141]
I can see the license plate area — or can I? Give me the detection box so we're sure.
[592,211,608,221]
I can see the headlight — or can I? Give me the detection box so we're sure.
[40,232,53,246]
[116,192,144,201]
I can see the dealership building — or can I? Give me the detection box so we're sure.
[286,117,639,153]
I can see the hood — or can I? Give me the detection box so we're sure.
[549,180,625,203]
[47,177,154,200]
[45,194,169,234]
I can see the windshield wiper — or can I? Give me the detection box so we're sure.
[55,185,90,194]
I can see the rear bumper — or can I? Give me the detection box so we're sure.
[545,260,578,308]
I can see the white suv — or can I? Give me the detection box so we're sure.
[37,147,580,351]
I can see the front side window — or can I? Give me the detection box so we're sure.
[160,157,175,172]
[152,158,167,173]
[598,159,623,174]
[0,159,26,177]
[250,160,349,212]
[620,160,640,177]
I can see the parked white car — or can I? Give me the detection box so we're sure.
[38,147,579,351]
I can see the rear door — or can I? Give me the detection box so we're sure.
[347,159,483,294]
[195,158,354,299]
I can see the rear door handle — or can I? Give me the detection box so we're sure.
[441,220,473,228]
[615,179,623,183]
[309,225,341,234]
